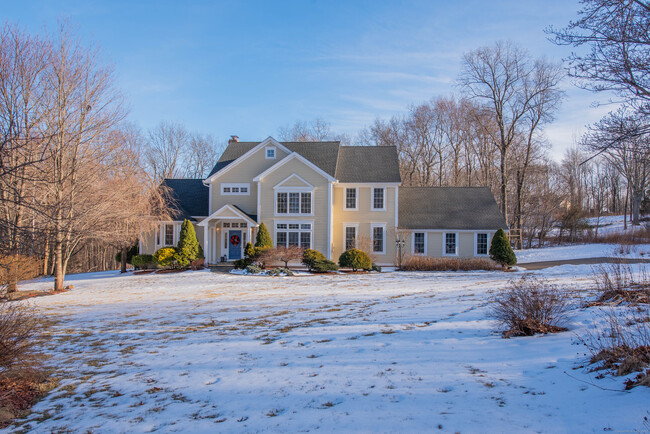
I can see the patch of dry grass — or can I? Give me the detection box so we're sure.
[401,256,499,272]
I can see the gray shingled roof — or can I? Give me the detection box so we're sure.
[207,141,401,183]
[398,187,508,230]
[336,146,401,182]
[161,179,209,221]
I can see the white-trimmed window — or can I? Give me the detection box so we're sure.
[371,223,386,254]
[345,188,358,210]
[156,222,178,247]
[444,232,458,256]
[372,187,385,211]
[276,191,312,215]
[413,232,426,254]
[265,146,276,159]
[275,222,312,249]
[221,183,250,195]
[343,223,358,250]
[476,233,489,256]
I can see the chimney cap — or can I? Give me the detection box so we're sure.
[230,135,239,142]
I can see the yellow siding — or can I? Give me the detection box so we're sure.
[331,185,398,265]
[401,230,498,259]
[209,145,289,216]
[258,158,330,255]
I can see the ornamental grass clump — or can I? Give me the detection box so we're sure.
[489,275,572,337]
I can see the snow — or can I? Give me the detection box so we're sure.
[4,267,649,433]
[516,243,650,263]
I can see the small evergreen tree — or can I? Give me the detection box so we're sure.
[490,228,517,267]
[176,219,203,266]
[244,242,256,259]
[255,222,273,249]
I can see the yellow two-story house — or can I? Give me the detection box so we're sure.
[140,136,507,265]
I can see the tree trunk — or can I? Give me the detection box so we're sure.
[632,189,641,226]
[120,246,128,273]
[6,260,18,293]
[500,148,508,225]
[54,232,64,291]
[43,234,50,276]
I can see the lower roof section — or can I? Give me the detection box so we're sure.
[398,186,508,231]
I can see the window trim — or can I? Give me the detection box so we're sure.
[265,146,276,159]
[442,232,459,256]
[156,222,179,248]
[342,223,359,251]
[344,187,358,211]
[371,223,386,254]
[274,189,314,216]
[274,220,313,249]
[371,187,386,211]
[221,183,250,196]
[412,231,427,255]
[475,232,490,256]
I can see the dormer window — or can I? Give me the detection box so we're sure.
[266,146,276,159]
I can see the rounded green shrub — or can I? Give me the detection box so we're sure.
[131,254,156,269]
[312,259,338,273]
[153,247,177,268]
[302,249,326,270]
[490,228,517,267]
[338,249,372,271]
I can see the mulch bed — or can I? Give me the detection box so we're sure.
[0,371,57,429]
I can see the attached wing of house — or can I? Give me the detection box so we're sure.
[140,136,507,265]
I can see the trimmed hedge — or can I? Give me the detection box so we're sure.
[131,254,156,270]
[339,249,372,271]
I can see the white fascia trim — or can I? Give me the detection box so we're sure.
[411,231,427,255]
[394,186,399,226]
[395,228,500,233]
[370,222,387,254]
[343,186,358,211]
[204,137,290,183]
[273,173,315,190]
[442,231,459,256]
[253,152,337,182]
[197,204,258,227]
[336,182,401,187]
[256,181,261,224]
[327,181,333,260]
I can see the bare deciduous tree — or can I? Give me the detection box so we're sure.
[548,0,650,115]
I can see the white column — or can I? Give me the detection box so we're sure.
[204,223,209,264]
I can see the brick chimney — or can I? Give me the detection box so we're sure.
[229,135,239,144]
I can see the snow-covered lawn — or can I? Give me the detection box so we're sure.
[516,243,650,263]
[5,267,649,433]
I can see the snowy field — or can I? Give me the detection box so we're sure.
[4,267,650,433]
[516,242,650,263]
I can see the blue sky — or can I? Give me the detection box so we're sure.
[3,0,613,159]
